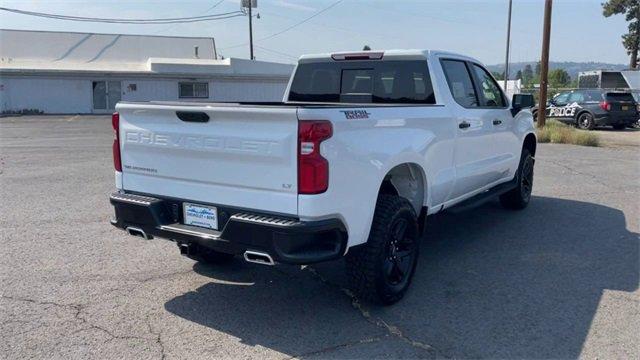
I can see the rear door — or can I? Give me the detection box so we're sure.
[440,59,500,200]
[116,103,300,215]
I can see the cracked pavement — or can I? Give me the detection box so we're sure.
[1,116,638,359]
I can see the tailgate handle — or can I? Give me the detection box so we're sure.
[176,111,209,123]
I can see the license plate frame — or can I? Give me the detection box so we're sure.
[183,203,218,230]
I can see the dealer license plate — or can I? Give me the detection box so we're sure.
[183,203,218,230]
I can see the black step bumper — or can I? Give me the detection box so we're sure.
[109,192,348,265]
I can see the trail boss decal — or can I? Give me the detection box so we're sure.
[547,102,582,118]
[340,110,371,119]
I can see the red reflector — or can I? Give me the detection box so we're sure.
[331,52,384,61]
[112,112,122,172]
[298,120,332,194]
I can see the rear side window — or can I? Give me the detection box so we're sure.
[606,93,635,102]
[288,60,435,104]
[584,90,603,101]
[441,60,478,107]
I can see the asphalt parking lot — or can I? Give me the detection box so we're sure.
[1,115,638,359]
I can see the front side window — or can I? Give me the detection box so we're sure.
[568,91,585,103]
[179,82,209,98]
[288,60,435,104]
[553,92,570,106]
[472,64,506,107]
[441,59,478,107]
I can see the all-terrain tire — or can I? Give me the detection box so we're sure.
[500,148,534,210]
[346,195,420,305]
[577,112,595,130]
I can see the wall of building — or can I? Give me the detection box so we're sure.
[0,75,290,114]
[0,77,92,113]
[212,80,288,102]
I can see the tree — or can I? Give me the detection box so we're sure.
[534,61,541,77]
[523,64,534,86]
[548,69,571,88]
[363,45,371,51]
[516,70,523,80]
[603,0,640,69]
[492,71,505,80]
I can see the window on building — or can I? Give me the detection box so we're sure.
[179,82,209,98]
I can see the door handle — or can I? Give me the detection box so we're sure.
[492,119,502,125]
[458,121,471,129]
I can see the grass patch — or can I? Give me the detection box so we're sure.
[536,120,599,147]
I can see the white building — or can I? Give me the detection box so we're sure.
[497,79,522,99]
[0,29,294,114]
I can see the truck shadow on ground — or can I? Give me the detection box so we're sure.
[164,196,638,359]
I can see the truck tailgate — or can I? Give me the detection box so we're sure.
[116,103,299,215]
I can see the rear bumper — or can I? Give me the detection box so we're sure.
[594,113,639,126]
[109,192,348,265]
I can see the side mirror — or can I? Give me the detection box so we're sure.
[511,94,535,116]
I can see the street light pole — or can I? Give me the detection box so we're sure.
[503,0,513,84]
[538,0,553,128]
[248,1,254,60]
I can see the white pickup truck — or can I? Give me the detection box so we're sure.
[110,49,537,304]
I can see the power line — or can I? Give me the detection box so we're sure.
[220,0,345,50]
[0,6,245,24]
[153,0,227,34]
[202,0,226,14]
[254,45,298,60]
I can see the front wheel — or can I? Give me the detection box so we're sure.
[500,148,534,210]
[346,195,420,305]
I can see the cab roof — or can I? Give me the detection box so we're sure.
[298,49,482,65]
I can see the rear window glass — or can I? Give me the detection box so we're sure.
[606,93,635,102]
[288,60,436,104]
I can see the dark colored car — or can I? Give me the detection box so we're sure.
[533,89,639,130]
[629,90,640,128]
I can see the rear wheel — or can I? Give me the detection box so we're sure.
[346,195,420,305]
[500,148,534,210]
[577,112,595,130]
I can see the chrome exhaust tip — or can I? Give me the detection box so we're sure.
[243,251,275,266]
[125,226,152,240]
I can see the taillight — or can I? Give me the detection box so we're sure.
[600,101,611,111]
[112,112,122,172]
[298,120,332,194]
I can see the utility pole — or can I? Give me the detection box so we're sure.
[248,1,254,60]
[503,0,513,84]
[538,0,553,128]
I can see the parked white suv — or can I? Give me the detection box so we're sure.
[109,50,537,304]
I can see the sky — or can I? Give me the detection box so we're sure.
[0,0,632,65]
